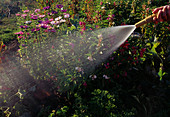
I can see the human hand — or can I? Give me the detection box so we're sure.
[152,5,170,23]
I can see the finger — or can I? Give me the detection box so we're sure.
[167,5,170,21]
[162,6,167,21]
[153,17,158,24]
[152,7,163,14]
[157,10,162,22]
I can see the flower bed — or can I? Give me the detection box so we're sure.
[0,0,170,116]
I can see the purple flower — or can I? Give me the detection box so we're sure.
[31,28,40,32]
[52,10,58,14]
[41,24,48,29]
[31,28,35,32]
[20,25,28,29]
[45,20,50,24]
[56,4,63,9]
[38,20,42,23]
[22,44,26,47]
[61,10,67,12]
[43,6,50,10]
[36,28,40,31]
[48,29,56,32]
[45,18,48,21]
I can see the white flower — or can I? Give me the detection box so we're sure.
[60,19,66,23]
[64,13,70,18]
[98,34,102,38]
[103,75,110,79]
[25,21,32,24]
[0,86,2,89]
[87,56,93,61]
[101,6,105,9]
[75,67,82,72]
[89,75,97,80]
[55,16,62,21]
[51,21,56,25]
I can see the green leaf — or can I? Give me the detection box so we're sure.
[150,41,160,54]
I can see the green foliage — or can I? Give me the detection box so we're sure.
[0,0,169,117]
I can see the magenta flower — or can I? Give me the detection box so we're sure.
[61,9,67,12]
[30,15,38,20]
[43,6,50,10]
[31,28,40,32]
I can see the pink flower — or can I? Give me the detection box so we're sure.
[79,21,83,25]
[35,9,40,13]
[81,27,86,31]
[96,25,99,28]
[49,18,53,22]
[39,15,46,18]
[23,10,29,13]
[100,2,103,5]
[16,13,21,16]
[26,32,30,35]
[69,43,74,48]
[18,36,23,39]
[141,48,146,52]
[52,45,54,49]
[80,31,83,35]
[123,71,127,77]
[113,2,116,6]
[30,13,35,16]
[15,31,24,35]
[21,14,27,18]
[83,82,87,87]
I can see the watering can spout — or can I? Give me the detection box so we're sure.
[135,14,157,28]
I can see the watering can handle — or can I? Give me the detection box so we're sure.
[135,14,157,28]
